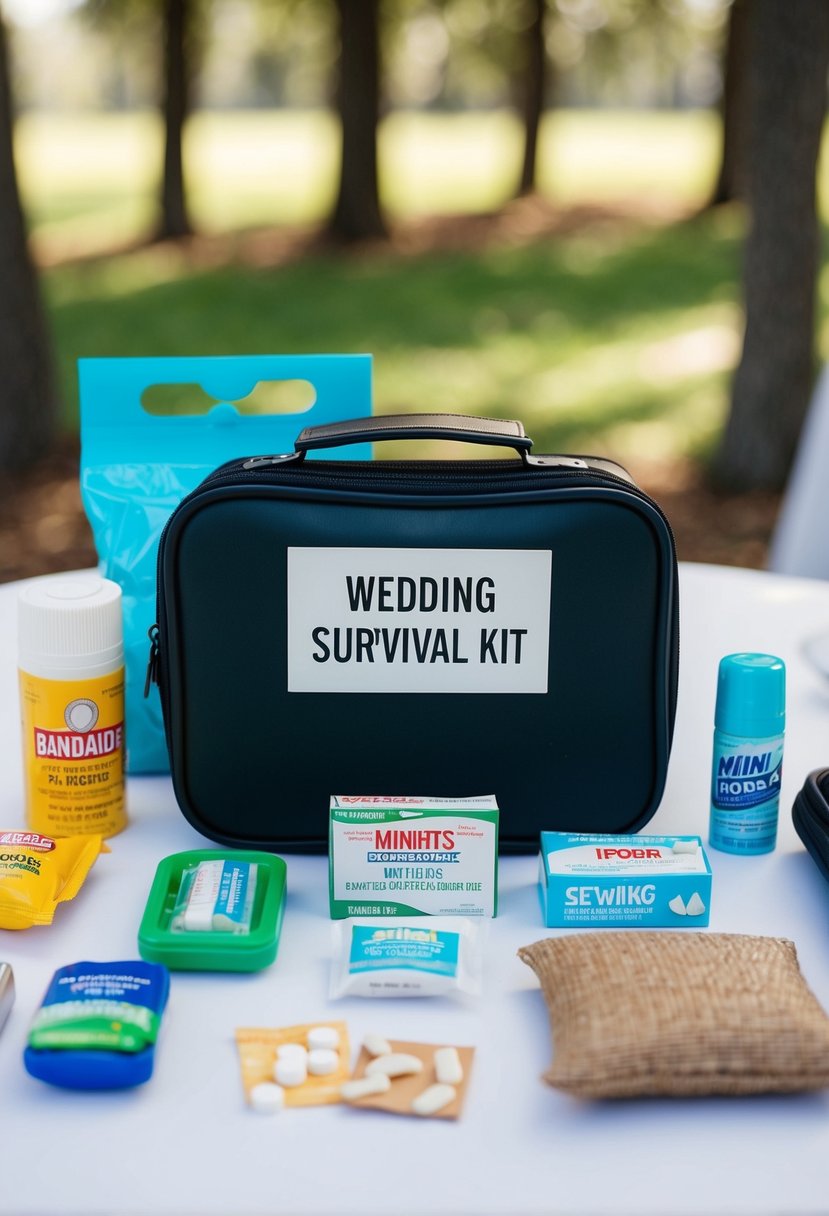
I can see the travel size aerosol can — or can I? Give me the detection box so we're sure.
[708,653,785,855]
[18,576,127,838]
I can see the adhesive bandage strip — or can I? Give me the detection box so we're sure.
[341,1039,474,1120]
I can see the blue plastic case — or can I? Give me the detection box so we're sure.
[24,960,170,1091]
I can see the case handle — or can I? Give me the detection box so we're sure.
[294,413,534,462]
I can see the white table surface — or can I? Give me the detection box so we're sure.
[4,562,829,1216]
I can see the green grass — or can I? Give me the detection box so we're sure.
[17,109,724,248]
[44,206,744,466]
[19,108,825,466]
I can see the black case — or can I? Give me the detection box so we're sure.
[793,769,829,883]
[150,414,679,852]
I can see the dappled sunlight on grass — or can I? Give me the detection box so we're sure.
[44,203,743,469]
[19,109,725,259]
[24,107,818,472]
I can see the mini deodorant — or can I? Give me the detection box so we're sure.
[18,576,127,839]
[708,653,785,855]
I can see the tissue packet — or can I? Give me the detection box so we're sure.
[330,917,483,999]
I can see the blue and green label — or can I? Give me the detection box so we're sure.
[348,925,461,976]
[710,733,784,854]
[27,961,168,1053]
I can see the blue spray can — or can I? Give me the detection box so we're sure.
[709,653,785,855]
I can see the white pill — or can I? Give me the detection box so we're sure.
[274,1055,307,1087]
[308,1048,339,1076]
[686,892,706,916]
[276,1042,307,1061]
[307,1026,340,1051]
[249,1082,285,1114]
[363,1034,392,1058]
[434,1046,463,1086]
[672,839,699,855]
[412,1083,456,1116]
[365,1052,423,1079]
[340,1072,391,1101]
[668,894,687,916]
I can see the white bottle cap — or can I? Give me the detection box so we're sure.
[18,576,123,680]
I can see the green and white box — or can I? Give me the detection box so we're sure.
[329,795,499,919]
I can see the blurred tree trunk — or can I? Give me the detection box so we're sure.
[328,0,386,243]
[158,0,192,239]
[516,0,549,198]
[0,16,56,473]
[715,0,829,491]
[707,0,749,207]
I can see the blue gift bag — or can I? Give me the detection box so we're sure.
[80,354,372,773]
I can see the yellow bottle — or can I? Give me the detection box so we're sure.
[18,576,127,839]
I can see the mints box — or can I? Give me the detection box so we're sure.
[539,833,712,929]
[329,796,499,919]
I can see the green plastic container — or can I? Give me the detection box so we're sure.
[138,849,287,971]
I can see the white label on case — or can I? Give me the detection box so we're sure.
[287,547,551,693]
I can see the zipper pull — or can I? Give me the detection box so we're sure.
[241,453,302,470]
[144,624,160,698]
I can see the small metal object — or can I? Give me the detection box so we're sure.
[525,455,589,470]
[241,453,299,470]
[0,963,15,1034]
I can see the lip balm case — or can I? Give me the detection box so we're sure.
[793,769,829,882]
[150,413,679,852]
[138,849,287,971]
[24,960,170,1091]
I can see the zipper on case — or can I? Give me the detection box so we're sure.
[204,459,631,496]
[144,624,160,696]
[242,453,591,473]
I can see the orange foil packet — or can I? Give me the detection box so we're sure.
[235,1022,350,1107]
[0,830,107,930]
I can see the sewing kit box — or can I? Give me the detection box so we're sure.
[538,833,712,929]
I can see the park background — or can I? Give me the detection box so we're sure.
[0,0,826,580]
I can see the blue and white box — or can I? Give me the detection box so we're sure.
[538,833,712,929]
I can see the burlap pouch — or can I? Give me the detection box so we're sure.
[518,932,829,1099]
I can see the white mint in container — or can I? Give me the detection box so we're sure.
[18,576,126,838]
